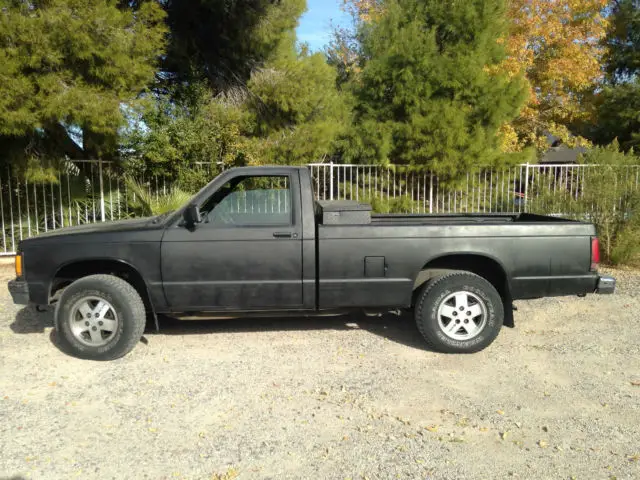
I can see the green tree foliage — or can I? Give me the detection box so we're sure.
[161,0,305,93]
[123,84,255,190]
[126,51,347,181]
[127,3,348,178]
[586,0,640,149]
[589,81,640,149]
[245,43,349,165]
[604,0,640,80]
[342,0,528,177]
[0,0,167,164]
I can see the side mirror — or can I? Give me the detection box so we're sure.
[183,203,202,227]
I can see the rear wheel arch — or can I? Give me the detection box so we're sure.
[412,253,513,327]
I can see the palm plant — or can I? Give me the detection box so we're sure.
[124,176,192,217]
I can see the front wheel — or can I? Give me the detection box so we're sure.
[54,274,146,360]
[415,272,504,353]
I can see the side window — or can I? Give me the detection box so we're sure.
[200,175,292,227]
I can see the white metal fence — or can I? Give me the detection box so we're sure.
[0,160,177,255]
[309,163,640,213]
[310,163,533,213]
[1,160,639,255]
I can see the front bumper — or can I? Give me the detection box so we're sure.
[8,279,30,305]
[595,275,616,294]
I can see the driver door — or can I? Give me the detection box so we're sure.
[161,171,303,311]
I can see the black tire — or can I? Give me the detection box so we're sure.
[415,272,504,353]
[54,274,146,360]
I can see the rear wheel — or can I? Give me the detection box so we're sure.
[415,272,503,353]
[54,274,146,360]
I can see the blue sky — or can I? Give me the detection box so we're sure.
[297,0,352,51]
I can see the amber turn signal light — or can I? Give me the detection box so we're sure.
[15,253,23,278]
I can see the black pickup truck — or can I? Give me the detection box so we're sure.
[8,166,615,360]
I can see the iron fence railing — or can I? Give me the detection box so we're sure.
[309,163,530,213]
[308,163,640,214]
[0,160,174,255]
[2,160,639,255]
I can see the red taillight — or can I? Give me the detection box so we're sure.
[591,237,600,271]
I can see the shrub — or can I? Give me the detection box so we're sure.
[528,142,640,264]
[125,177,192,217]
[611,220,640,266]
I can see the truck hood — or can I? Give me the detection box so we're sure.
[20,216,163,244]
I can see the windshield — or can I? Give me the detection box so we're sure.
[192,170,225,205]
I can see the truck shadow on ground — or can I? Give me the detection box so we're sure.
[10,305,54,334]
[154,312,431,351]
[10,307,432,353]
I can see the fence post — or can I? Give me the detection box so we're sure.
[8,171,15,252]
[98,159,105,222]
[429,173,433,214]
[1,168,7,253]
[523,163,530,213]
[329,161,334,200]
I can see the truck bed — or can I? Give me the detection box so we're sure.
[369,212,579,226]
[316,210,596,309]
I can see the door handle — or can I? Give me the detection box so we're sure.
[273,231,295,238]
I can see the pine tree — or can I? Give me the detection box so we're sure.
[587,0,640,149]
[604,0,640,81]
[245,39,349,165]
[0,0,166,163]
[343,0,528,178]
[160,0,306,93]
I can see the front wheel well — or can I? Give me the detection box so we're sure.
[413,254,513,327]
[50,260,153,318]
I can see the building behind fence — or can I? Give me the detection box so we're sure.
[1,160,639,255]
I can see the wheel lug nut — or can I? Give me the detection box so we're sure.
[86,314,91,318]
[464,319,469,324]
[466,311,471,316]
[85,321,90,326]
[99,321,103,326]
[459,307,464,311]
[92,326,97,331]
[453,312,458,316]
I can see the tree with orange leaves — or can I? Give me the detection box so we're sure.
[502,0,608,151]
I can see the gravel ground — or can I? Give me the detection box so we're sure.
[1,265,639,480]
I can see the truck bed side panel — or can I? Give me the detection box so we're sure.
[317,222,597,308]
